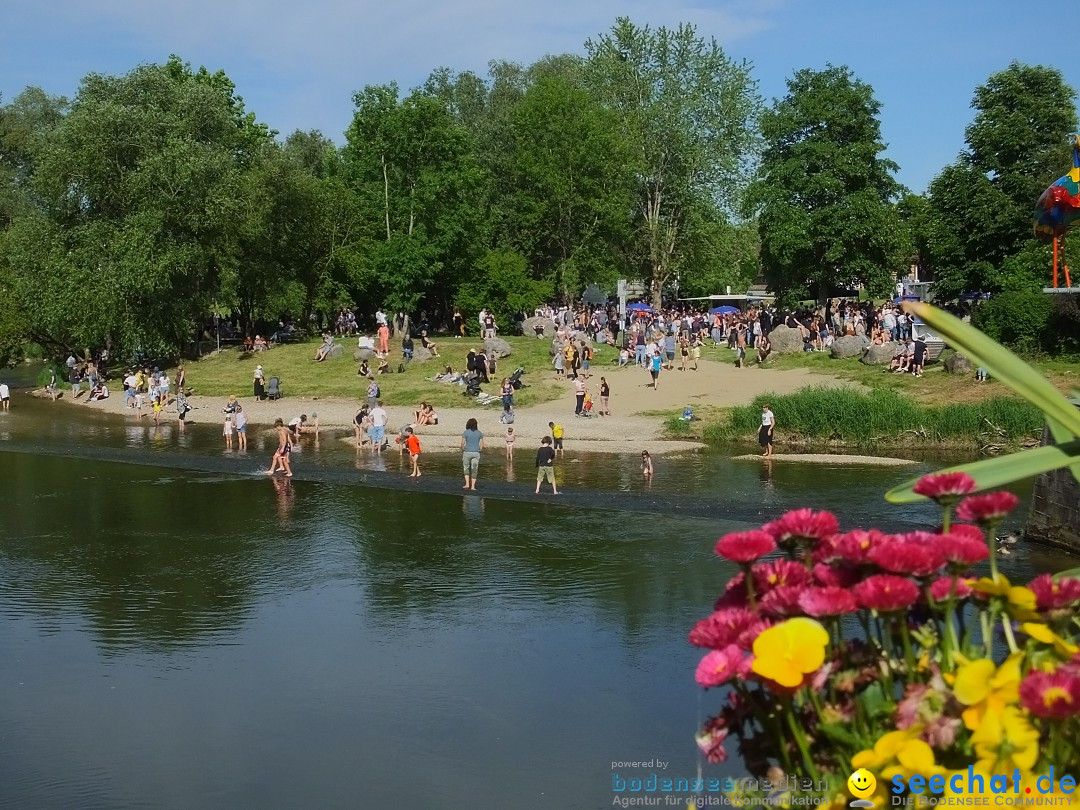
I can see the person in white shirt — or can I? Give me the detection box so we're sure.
[375,309,387,327]
[234,405,248,451]
[0,382,10,410]
[759,404,775,457]
[123,372,138,408]
[368,401,388,453]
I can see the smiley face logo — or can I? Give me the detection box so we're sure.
[848,769,877,801]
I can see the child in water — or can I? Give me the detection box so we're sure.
[641,450,654,479]
[504,426,515,460]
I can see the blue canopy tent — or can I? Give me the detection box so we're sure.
[709,305,739,315]
[626,302,655,313]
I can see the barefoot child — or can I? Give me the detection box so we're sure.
[405,427,422,477]
[535,436,558,495]
[504,426,515,460]
[266,418,293,476]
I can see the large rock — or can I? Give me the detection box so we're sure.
[326,344,345,359]
[768,326,806,354]
[571,330,593,346]
[484,337,512,359]
[354,348,376,362]
[411,345,433,363]
[861,342,899,365]
[830,335,869,359]
[523,317,557,338]
[944,352,973,375]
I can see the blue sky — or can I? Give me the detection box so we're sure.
[3,0,1078,194]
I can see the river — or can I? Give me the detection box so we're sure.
[0,394,1066,809]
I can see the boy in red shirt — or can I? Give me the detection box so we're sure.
[405,428,422,478]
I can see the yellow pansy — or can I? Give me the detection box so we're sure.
[751,617,829,688]
[851,726,923,770]
[971,705,1039,772]
[972,575,1037,619]
[953,653,1023,731]
[1021,622,1080,657]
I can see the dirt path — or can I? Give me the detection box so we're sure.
[52,354,853,455]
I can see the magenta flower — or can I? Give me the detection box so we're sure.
[695,645,746,688]
[913,472,976,503]
[868,538,946,577]
[832,529,888,564]
[956,491,1020,524]
[695,725,729,764]
[759,585,806,618]
[1019,670,1080,719]
[798,586,857,617]
[929,576,973,601]
[689,608,757,649]
[752,559,812,593]
[937,532,989,568]
[714,530,777,563]
[948,524,985,542]
[1028,574,1080,612]
[713,573,748,610]
[765,508,840,544]
[735,620,771,652]
[853,575,920,612]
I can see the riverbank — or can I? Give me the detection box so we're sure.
[38,339,856,456]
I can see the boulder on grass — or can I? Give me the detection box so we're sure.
[326,344,345,359]
[830,335,869,359]
[523,317,557,339]
[411,345,433,364]
[484,337,512,359]
[571,330,593,346]
[354,348,376,362]
[861,342,898,365]
[768,326,805,354]
[944,353,972,375]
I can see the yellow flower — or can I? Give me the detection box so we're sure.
[751,617,829,688]
[953,653,1023,731]
[851,727,923,770]
[971,705,1039,772]
[1021,622,1080,657]
[881,739,946,781]
[972,575,1037,619]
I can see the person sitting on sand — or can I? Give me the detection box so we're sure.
[413,403,438,427]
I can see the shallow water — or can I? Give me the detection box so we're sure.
[0,396,1065,809]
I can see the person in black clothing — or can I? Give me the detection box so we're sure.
[910,336,927,377]
[534,436,559,495]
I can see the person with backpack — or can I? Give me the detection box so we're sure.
[367,379,380,409]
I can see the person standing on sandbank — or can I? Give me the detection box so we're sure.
[760,404,775,458]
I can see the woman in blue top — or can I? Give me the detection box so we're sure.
[649,351,662,390]
[460,417,485,490]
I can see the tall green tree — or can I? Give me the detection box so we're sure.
[926,62,1078,297]
[501,73,634,297]
[583,18,761,305]
[752,65,905,304]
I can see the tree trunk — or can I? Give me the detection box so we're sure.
[382,154,391,240]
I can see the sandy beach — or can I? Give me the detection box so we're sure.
[47,355,852,455]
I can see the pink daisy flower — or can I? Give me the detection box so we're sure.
[937,532,989,568]
[913,472,976,503]
[798,586,857,617]
[929,576,973,601]
[759,585,806,618]
[765,509,840,544]
[1028,574,1080,612]
[695,645,746,688]
[1019,670,1080,719]
[752,559,812,593]
[689,608,757,649]
[832,529,888,564]
[714,530,777,563]
[956,491,1020,524]
[868,538,946,577]
[853,574,920,612]
[813,562,862,588]
[713,573,748,610]
[735,620,771,651]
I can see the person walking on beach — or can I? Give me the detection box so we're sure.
[736,324,748,369]
[534,435,558,495]
[599,377,610,416]
[573,376,586,416]
[760,403,775,458]
[0,381,10,410]
[266,418,293,477]
[461,417,484,490]
[405,428,422,478]
[504,426,515,461]
[649,350,662,390]
[549,421,564,455]
[253,364,266,400]
[552,346,565,378]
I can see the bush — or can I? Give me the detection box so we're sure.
[1047,294,1080,355]
[708,387,1042,446]
[971,291,1052,353]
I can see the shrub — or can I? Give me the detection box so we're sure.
[971,290,1052,352]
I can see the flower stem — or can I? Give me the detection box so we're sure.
[1001,615,1019,654]
[743,564,757,610]
[981,609,994,659]
[896,615,917,674]
[783,698,819,781]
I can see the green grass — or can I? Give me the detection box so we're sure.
[172,335,584,408]
[699,386,1043,449]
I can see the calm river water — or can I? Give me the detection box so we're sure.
[0,394,1065,809]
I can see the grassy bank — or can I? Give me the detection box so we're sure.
[171,335,582,409]
[666,386,1043,451]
